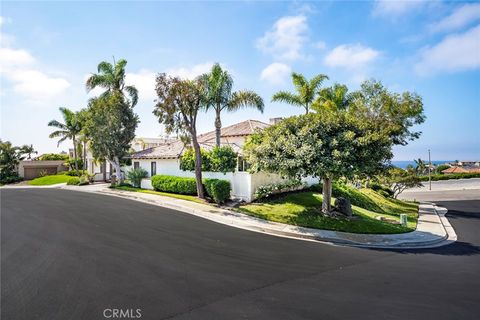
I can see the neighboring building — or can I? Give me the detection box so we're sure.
[129,119,317,202]
[441,166,469,174]
[18,160,68,180]
[131,137,176,152]
[456,160,480,167]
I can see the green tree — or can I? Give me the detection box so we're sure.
[48,107,82,173]
[414,158,427,175]
[386,167,423,198]
[199,63,264,146]
[84,93,139,185]
[153,73,207,199]
[0,140,26,183]
[85,58,139,107]
[272,72,329,114]
[76,108,90,170]
[20,144,37,160]
[244,112,392,214]
[312,83,351,112]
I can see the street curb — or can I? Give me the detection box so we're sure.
[54,185,456,249]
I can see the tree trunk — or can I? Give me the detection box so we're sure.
[72,136,79,174]
[214,108,222,147]
[322,177,332,214]
[191,133,205,199]
[113,156,123,185]
[83,141,87,170]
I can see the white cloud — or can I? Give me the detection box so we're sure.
[372,0,425,17]
[0,48,35,69]
[415,24,480,75]
[0,16,12,26]
[166,62,214,79]
[260,62,291,85]
[324,44,380,69]
[429,3,480,33]
[9,69,70,99]
[126,69,156,101]
[256,15,308,61]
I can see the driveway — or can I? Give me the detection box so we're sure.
[2,189,479,320]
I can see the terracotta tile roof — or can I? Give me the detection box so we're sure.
[131,120,268,159]
[441,166,469,174]
[197,120,269,143]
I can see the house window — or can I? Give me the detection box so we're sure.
[134,161,140,170]
[237,157,250,172]
[151,161,156,177]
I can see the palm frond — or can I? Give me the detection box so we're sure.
[309,74,329,91]
[125,85,139,107]
[97,61,114,75]
[228,90,264,113]
[291,72,307,91]
[271,91,303,106]
[86,74,109,91]
[47,119,67,130]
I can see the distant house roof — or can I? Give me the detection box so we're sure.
[197,120,269,143]
[130,120,268,160]
[441,166,469,174]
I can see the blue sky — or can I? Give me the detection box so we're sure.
[1,1,479,161]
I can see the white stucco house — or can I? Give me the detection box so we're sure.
[128,119,317,202]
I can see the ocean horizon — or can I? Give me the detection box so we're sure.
[391,160,453,169]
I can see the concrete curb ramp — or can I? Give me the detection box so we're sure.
[54,184,456,249]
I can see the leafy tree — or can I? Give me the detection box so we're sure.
[414,158,427,175]
[312,83,351,112]
[386,167,423,198]
[349,80,425,146]
[153,74,207,198]
[209,146,237,173]
[244,112,392,214]
[76,108,90,170]
[48,107,82,173]
[272,72,328,114]
[436,164,450,174]
[85,58,139,107]
[37,153,69,161]
[199,63,264,146]
[20,144,37,160]
[0,140,26,183]
[84,92,139,185]
[180,148,212,171]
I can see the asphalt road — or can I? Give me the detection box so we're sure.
[2,189,480,320]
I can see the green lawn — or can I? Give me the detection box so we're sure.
[29,174,72,186]
[113,185,206,204]
[237,189,419,234]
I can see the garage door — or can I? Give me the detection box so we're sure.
[24,166,58,180]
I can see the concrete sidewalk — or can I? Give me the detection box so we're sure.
[56,183,456,249]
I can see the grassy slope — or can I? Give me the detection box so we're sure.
[113,186,206,204]
[29,174,71,186]
[237,189,418,234]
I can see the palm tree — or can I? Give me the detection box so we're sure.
[76,108,90,170]
[48,107,82,172]
[199,63,264,147]
[312,83,351,112]
[85,58,139,107]
[414,158,426,175]
[272,72,329,114]
[20,144,37,160]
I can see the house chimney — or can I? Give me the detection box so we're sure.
[269,117,283,125]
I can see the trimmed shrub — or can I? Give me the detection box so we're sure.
[61,170,87,176]
[0,174,23,185]
[204,179,231,204]
[126,168,148,188]
[79,175,90,185]
[419,172,480,181]
[151,175,197,195]
[67,177,80,185]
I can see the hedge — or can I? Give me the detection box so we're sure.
[204,179,231,204]
[419,172,480,181]
[151,175,197,195]
[151,175,231,203]
[67,177,80,185]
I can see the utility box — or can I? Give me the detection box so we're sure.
[400,214,408,227]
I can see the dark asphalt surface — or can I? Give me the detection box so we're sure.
[1,189,479,320]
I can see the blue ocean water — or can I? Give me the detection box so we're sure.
[391,160,453,169]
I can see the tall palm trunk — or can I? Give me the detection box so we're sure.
[83,141,87,170]
[72,135,79,174]
[191,130,205,199]
[322,177,332,214]
[214,107,222,147]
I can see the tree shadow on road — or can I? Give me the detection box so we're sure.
[369,241,480,256]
